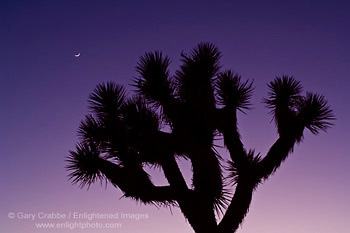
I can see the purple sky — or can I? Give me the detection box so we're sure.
[1,0,349,232]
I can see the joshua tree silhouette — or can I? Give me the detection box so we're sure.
[66,43,334,233]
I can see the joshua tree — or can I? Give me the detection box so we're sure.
[66,43,334,233]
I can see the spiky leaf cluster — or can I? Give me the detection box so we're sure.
[134,52,173,107]
[298,93,335,134]
[216,70,254,112]
[66,143,105,188]
[264,76,334,139]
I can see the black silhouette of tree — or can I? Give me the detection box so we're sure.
[66,43,334,233]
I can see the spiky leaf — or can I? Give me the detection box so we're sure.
[88,82,126,119]
[134,52,173,107]
[298,92,335,134]
[216,70,253,112]
[66,143,105,188]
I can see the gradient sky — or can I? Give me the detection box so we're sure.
[1,0,349,232]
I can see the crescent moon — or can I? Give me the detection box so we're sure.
[75,53,81,57]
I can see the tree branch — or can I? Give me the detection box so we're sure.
[160,149,219,233]
[190,145,223,200]
[218,180,255,233]
[98,159,175,203]
[217,108,248,165]
[257,136,297,179]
